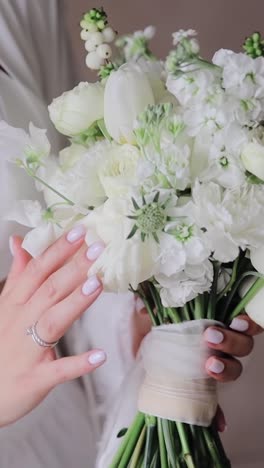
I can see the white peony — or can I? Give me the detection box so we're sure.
[48,82,104,137]
[192,181,264,262]
[104,62,155,144]
[157,260,213,307]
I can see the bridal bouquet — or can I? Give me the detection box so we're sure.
[2,7,264,467]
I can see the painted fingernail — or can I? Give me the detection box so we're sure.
[82,275,101,296]
[204,328,224,344]
[208,359,225,374]
[66,225,86,243]
[88,350,106,365]
[230,318,249,332]
[135,297,145,314]
[9,236,14,256]
[86,242,105,261]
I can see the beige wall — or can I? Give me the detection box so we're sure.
[65,0,264,81]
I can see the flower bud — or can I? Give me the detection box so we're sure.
[86,51,105,70]
[102,27,116,43]
[85,32,104,52]
[96,44,112,59]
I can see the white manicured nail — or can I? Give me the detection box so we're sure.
[66,225,86,243]
[135,297,145,313]
[230,318,249,332]
[204,328,224,344]
[208,359,225,374]
[86,242,104,261]
[88,350,106,365]
[9,236,14,256]
[82,275,101,296]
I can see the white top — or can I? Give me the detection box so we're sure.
[0,2,263,468]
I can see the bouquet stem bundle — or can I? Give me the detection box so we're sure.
[110,255,263,468]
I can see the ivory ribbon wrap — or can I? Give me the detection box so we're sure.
[138,320,220,426]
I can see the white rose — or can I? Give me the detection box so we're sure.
[104,62,155,144]
[98,143,140,197]
[48,82,104,137]
[83,197,159,291]
[241,142,264,181]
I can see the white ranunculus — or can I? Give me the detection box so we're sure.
[83,197,159,291]
[59,143,87,170]
[43,140,110,209]
[98,143,140,197]
[48,82,104,137]
[241,142,264,181]
[104,62,155,144]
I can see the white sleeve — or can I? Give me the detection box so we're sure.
[0,0,75,104]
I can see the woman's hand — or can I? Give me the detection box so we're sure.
[0,226,106,427]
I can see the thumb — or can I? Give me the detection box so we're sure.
[2,236,32,295]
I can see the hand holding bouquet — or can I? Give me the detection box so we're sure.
[2,8,264,466]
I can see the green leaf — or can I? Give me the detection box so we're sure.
[117,428,128,438]
[132,197,140,210]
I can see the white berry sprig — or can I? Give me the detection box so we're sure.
[80,8,116,72]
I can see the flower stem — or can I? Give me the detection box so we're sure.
[110,412,145,468]
[130,426,147,468]
[157,419,169,468]
[26,168,75,206]
[229,276,264,321]
[175,422,195,468]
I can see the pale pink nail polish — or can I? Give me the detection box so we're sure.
[88,350,106,365]
[204,328,224,344]
[66,225,86,243]
[208,359,225,374]
[82,275,101,296]
[230,318,249,332]
[9,236,14,256]
[86,242,104,261]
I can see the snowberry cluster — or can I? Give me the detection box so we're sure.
[80,8,116,70]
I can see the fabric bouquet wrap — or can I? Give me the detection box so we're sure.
[2,7,264,467]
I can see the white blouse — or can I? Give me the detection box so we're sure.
[0,2,264,468]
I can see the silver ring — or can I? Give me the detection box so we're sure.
[26,321,59,349]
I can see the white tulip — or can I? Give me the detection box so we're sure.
[104,62,155,144]
[250,246,264,274]
[48,82,104,137]
[241,142,264,181]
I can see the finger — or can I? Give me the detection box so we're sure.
[2,236,31,296]
[42,349,107,389]
[36,275,102,343]
[214,406,226,433]
[229,314,263,336]
[204,326,254,357]
[27,241,104,318]
[12,225,87,304]
[206,356,242,382]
